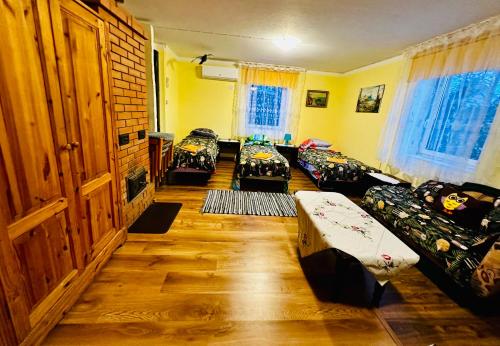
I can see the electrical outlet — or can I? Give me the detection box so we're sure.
[118,133,129,146]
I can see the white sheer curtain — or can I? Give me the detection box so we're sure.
[232,63,305,141]
[379,16,500,188]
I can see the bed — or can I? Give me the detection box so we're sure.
[168,128,219,184]
[297,139,380,192]
[235,139,291,193]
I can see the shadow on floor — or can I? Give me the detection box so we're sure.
[298,249,400,308]
[298,248,499,316]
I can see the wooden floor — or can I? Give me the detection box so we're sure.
[45,161,499,345]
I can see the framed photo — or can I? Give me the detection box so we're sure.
[306,90,329,108]
[356,84,385,113]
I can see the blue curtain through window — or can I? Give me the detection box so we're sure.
[247,84,286,127]
[395,70,500,169]
[419,70,500,160]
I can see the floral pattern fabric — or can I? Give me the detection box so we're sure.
[190,128,218,139]
[296,191,419,284]
[172,135,218,172]
[413,180,449,204]
[297,148,380,185]
[481,197,500,234]
[361,185,497,290]
[236,145,291,179]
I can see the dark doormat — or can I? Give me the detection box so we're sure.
[128,202,182,234]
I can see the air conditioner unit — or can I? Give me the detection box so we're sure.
[201,65,238,81]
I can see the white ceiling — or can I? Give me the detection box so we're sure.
[121,0,500,73]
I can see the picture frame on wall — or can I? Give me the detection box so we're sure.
[356,84,385,113]
[306,90,329,108]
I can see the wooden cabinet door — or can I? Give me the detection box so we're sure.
[0,0,80,342]
[51,0,120,266]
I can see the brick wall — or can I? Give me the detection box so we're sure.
[89,0,154,227]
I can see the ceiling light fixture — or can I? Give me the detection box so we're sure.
[272,36,300,51]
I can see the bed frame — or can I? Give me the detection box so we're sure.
[297,159,366,195]
[166,167,212,185]
[167,134,219,185]
[234,144,291,193]
[239,175,289,193]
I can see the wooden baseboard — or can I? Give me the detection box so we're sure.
[20,228,126,346]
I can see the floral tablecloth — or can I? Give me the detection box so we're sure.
[296,191,419,284]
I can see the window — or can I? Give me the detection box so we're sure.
[246,84,289,129]
[410,70,500,163]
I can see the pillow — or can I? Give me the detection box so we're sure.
[432,185,493,229]
[414,180,448,204]
[190,128,217,139]
[247,134,267,141]
[244,135,272,146]
[311,138,332,147]
[299,138,332,150]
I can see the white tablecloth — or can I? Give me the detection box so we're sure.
[296,191,419,285]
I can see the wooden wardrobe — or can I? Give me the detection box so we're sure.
[0,0,123,344]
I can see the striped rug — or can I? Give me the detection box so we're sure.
[201,190,297,217]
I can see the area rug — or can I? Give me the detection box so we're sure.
[201,190,296,216]
[128,202,182,234]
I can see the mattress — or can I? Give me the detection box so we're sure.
[298,148,380,185]
[236,144,291,180]
[172,135,218,172]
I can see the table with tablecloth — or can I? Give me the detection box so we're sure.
[295,191,420,303]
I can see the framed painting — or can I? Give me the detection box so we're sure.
[356,84,385,113]
[306,90,329,108]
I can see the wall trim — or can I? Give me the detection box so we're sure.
[307,70,342,77]
[154,44,403,76]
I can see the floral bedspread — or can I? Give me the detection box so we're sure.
[296,191,419,284]
[298,148,380,185]
[236,145,291,179]
[361,185,491,289]
[172,135,218,172]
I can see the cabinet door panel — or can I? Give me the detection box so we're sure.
[53,0,119,264]
[0,1,62,223]
[62,15,110,182]
[12,211,74,310]
[0,0,78,341]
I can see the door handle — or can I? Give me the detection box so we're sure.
[71,142,80,149]
[61,143,72,151]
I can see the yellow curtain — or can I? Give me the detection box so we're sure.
[409,32,500,81]
[240,66,299,88]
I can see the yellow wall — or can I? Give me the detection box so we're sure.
[157,47,404,167]
[297,73,342,145]
[334,58,404,168]
[176,61,235,140]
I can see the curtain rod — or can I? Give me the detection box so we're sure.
[404,14,500,56]
[238,61,306,72]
